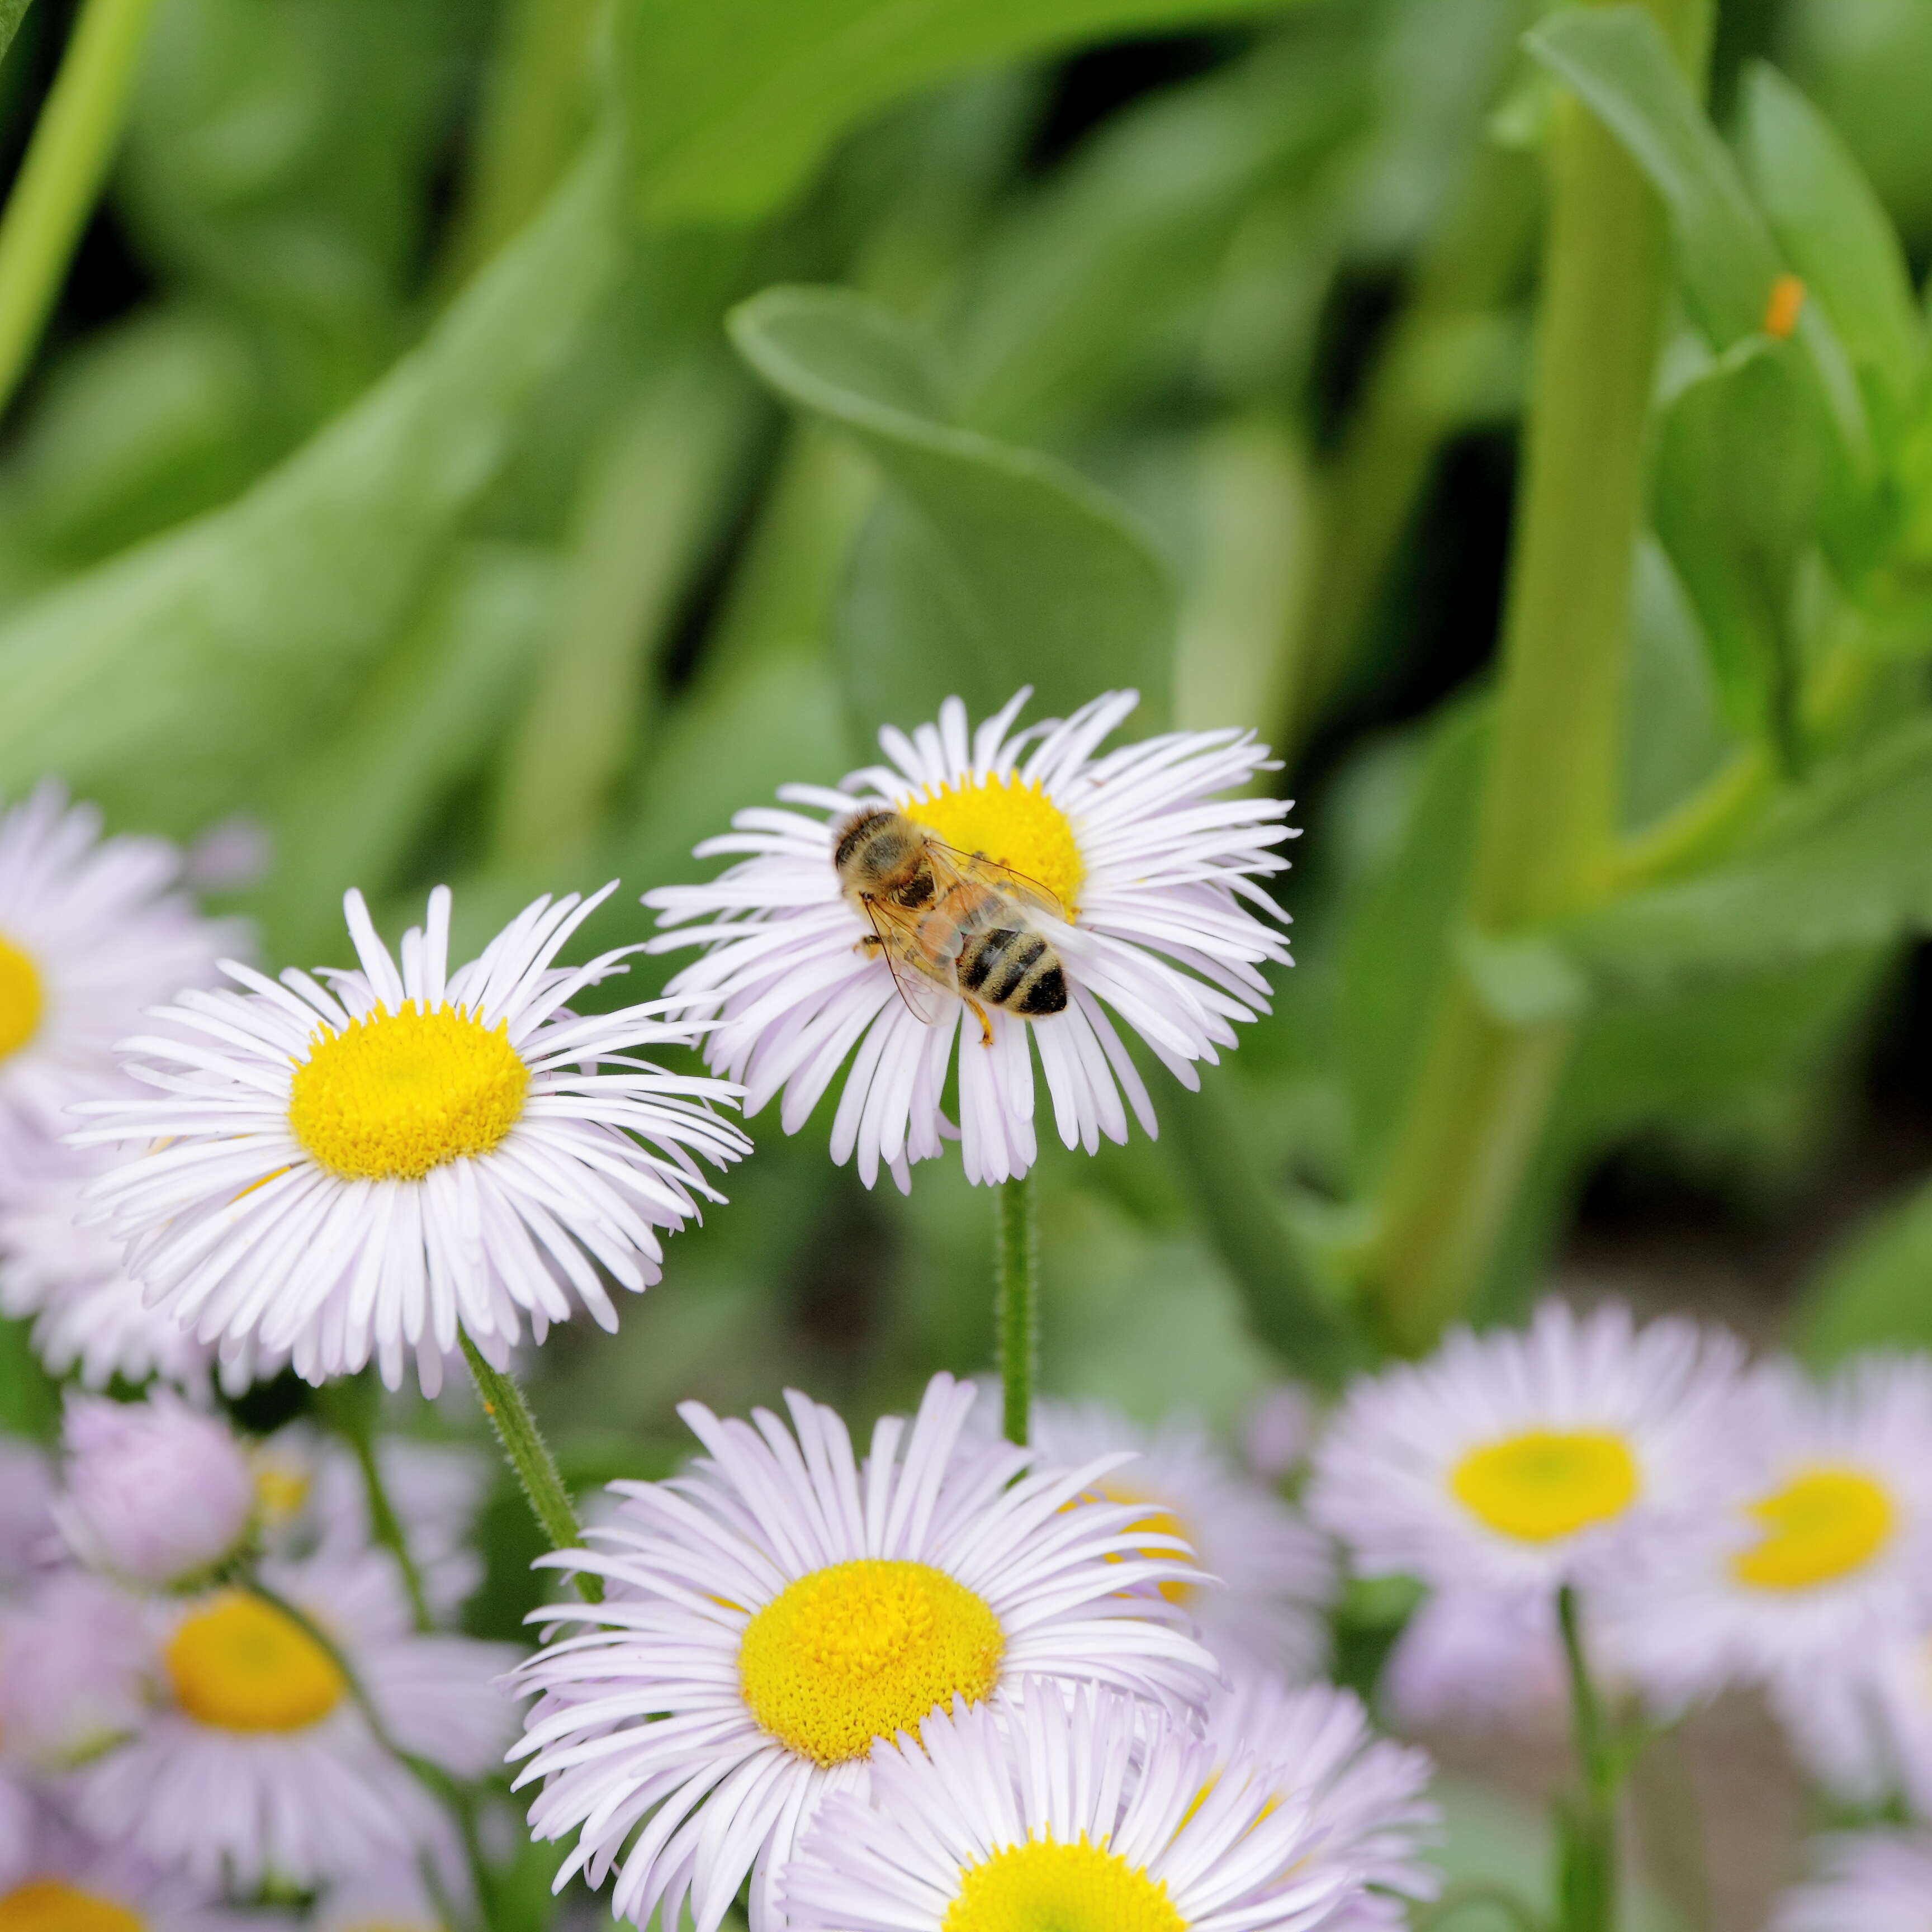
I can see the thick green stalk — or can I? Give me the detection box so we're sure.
[1366,0,1711,1351]
[0,0,155,419]
[460,1333,602,1603]
[315,1372,432,1632]
[995,1174,1038,1446]
[1556,1586,1618,1932]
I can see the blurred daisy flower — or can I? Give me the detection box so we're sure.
[77,1550,515,1891]
[74,883,749,1392]
[1201,1668,1439,1930]
[509,1373,1215,1932]
[1767,1618,1932,1817]
[1381,1584,1573,1734]
[1025,1395,1335,1678]
[1308,1300,1748,1595]
[783,1681,1360,1932]
[1772,1830,1932,1932]
[0,1571,149,1770]
[1610,1355,1932,1703]
[645,688,1294,1190]
[0,784,234,1146]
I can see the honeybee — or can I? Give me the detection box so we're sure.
[832,806,1069,1046]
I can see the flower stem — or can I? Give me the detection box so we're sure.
[995,1173,1038,1446]
[1363,0,1713,1351]
[315,1370,432,1632]
[0,0,157,420]
[458,1332,602,1603]
[1556,1585,1618,1932]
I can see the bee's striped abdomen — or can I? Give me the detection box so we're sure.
[961,927,1068,1017]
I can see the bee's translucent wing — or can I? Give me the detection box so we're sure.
[924,838,1068,921]
[859,894,955,1027]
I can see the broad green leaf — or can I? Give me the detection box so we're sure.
[250,544,557,962]
[1652,337,1826,758]
[0,0,31,70]
[614,0,1309,225]
[1792,1172,1932,1364]
[1559,712,1932,992]
[0,144,621,836]
[1741,63,1926,429]
[1620,536,1733,834]
[729,284,1174,740]
[1526,5,1776,348]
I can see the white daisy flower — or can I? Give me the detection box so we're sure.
[784,1680,1360,1932]
[1307,1300,1748,1596]
[508,1372,1218,1932]
[1201,1667,1439,1929]
[1772,1830,1932,1932]
[0,784,235,1147]
[0,1150,228,1392]
[645,689,1294,1190]
[1381,1584,1571,1733]
[1607,1355,1932,1704]
[1025,1396,1336,1678]
[76,1549,518,1891]
[0,1797,278,1932]
[72,883,750,1393]
[1766,1620,1932,1817]
[0,1571,148,1770]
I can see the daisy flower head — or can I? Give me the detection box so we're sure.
[73,883,749,1393]
[1606,1354,1932,1704]
[0,1570,148,1770]
[1307,1300,1748,1596]
[1772,1830,1932,1932]
[1201,1666,1438,1929]
[784,1680,1361,1932]
[76,1549,517,1891]
[1766,1617,1932,1817]
[1026,1395,1336,1677]
[509,1372,1218,1932]
[0,1150,231,1393]
[0,783,234,1145]
[645,688,1295,1191]
[57,1389,255,1591]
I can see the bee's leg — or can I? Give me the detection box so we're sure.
[854,933,883,955]
[965,997,993,1049]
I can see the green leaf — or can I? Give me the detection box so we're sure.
[1792,1172,1932,1365]
[1651,337,1826,759]
[1560,712,1932,992]
[1526,5,1776,348]
[729,284,1174,740]
[1526,6,1876,487]
[1740,63,1925,429]
[0,0,32,70]
[0,143,621,836]
[615,0,1310,225]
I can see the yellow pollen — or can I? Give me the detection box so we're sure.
[1732,1465,1896,1591]
[1763,271,1806,340]
[288,1001,527,1181]
[164,1592,346,1732]
[1100,1482,1196,1606]
[1450,1429,1640,1543]
[944,1837,1185,1932]
[903,774,1084,917]
[738,1559,1003,1767]
[0,1882,143,1932]
[0,935,44,1063]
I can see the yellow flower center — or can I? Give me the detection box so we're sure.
[253,1462,311,1525]
[288,1002,528,1181]
[1450,1429,1640,1543]
[738,1559,1003,1767]
[944,1838,1185,1932]
[903,774,1084,916]
[0,935,44,1062]
[0,1882,143,1932]
[164,1591,346,1732]
[1731,1465,1897,1592]
[1100,1483,1196,1607]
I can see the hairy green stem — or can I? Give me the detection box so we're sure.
[315,1371,432,1632]
[1365,0,1712,1350]
[460,1333,602,1603]
[995,1174,1038,1446]
[1556,1586,1618,1932]
[0,0,156,420]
